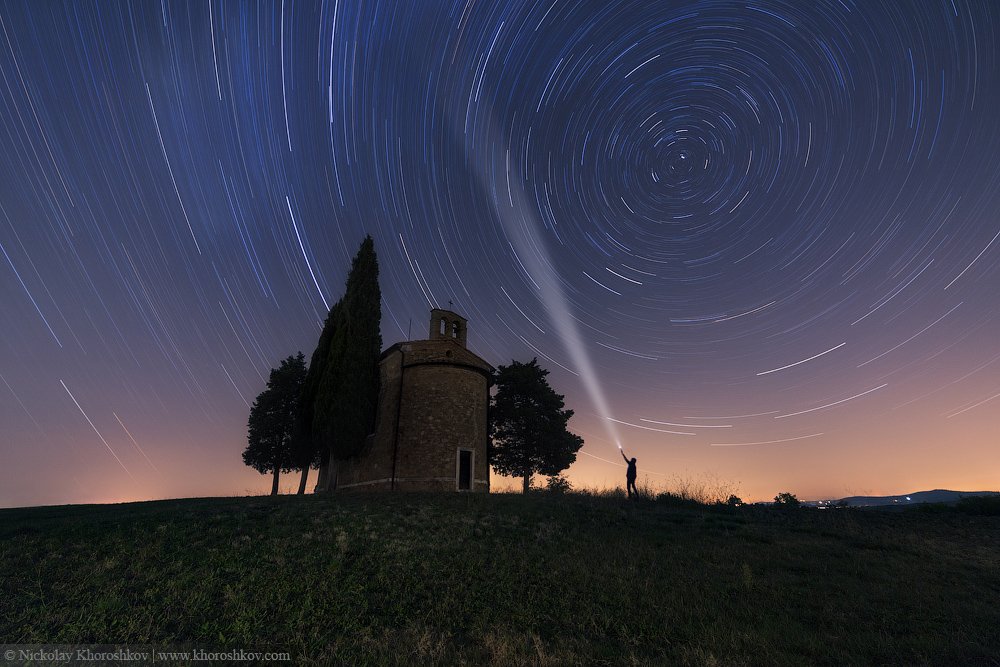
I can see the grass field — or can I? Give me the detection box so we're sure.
[2,491,999,665]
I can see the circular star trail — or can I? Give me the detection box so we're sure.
[1,0,998,506]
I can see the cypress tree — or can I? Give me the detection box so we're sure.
[315,236,382,480]
[294,235,382,492]
[291,298,344,494]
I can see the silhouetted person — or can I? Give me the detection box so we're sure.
[621,449,637,498]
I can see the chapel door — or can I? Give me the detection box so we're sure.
[457,449,472,490]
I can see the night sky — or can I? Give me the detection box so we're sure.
[2,0,998,509]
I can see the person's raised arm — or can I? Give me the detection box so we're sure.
[621,449,629,463]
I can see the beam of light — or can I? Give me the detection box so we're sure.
[775,383,888,419]
[465,118,623,451]
[711,433,824,446]
[756,341,846,375]
[113,412,159,472]
[60,380,134,480]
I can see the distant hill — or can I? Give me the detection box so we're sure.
[809,489,999,507]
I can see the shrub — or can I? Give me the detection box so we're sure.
[956,495,1000,516]
[663,473,741,505]
[631,480,659,501]
[773,492,800,508]
[546,475,572,494]
[655,492,703,509]
[724,494,744,507]
[914,502,951,514]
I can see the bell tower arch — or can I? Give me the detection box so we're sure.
[429,308,468,348]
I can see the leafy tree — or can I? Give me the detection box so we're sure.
[774,491,800,508]
[243,353,307,495]
[490,358,584,493]
[292,236,382,492]
[725,494,744,507]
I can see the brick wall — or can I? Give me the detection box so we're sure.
[334,339,491,492]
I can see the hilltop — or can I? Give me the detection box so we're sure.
[2,492,998,665]
[820,488,1000,507]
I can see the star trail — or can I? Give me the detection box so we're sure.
[1,0,998,507]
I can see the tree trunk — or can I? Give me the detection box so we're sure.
[522,472,531,494]
[271,467,280,495]
[323,457,339,492]
[315,450,330,492]
[316,454,339,493]
[296,466,309,495]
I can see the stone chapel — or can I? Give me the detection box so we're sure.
[316,308,493,492]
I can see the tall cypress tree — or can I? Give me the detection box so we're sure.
[294,236,382,493]
[316,236,382,483]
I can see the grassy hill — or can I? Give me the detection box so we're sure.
[2,491,998,665]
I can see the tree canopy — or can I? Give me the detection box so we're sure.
[489,358,584,493]
[243,353,307,495]
[774,492,801,508]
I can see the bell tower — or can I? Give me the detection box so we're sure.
[429,308,468,348]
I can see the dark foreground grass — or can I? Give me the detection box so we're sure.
[2,492,999,666]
